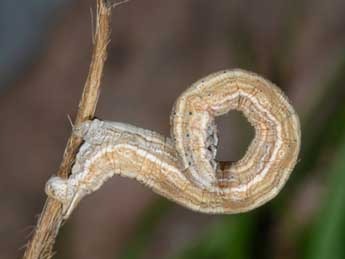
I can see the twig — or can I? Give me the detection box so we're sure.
[23,1,117,258]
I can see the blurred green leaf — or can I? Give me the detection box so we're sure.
[119,199,171,259]
[290,55,345,184]
[305,132,345,259]
[170,215,253,259]
[274,54,345,258]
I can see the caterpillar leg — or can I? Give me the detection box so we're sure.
[45,176,85,219]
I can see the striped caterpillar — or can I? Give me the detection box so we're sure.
[45,69,301,219]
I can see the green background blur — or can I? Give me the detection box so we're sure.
[1,0,345,258]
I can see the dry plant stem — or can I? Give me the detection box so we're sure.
[23,1,113,258]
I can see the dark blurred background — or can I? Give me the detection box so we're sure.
[1,0,345,258]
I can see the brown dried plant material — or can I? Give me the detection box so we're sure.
[22,1,125,258]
